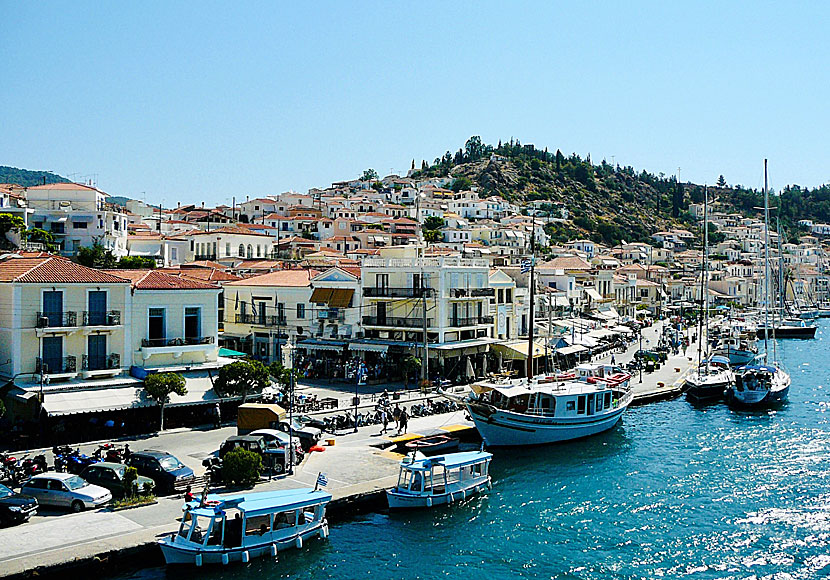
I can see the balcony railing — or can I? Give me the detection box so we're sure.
[36,311,77,328]
[449,316,494,327]
[141,336,215,348]
[36,356,77,374]
[82,310,122,326]
[450,288,496,298]
[364,287,433,298]
[235,313,287,326]
[318,309,345,321]
[362,316,432,328]
[82,353,121,371]
[194,254,218,261]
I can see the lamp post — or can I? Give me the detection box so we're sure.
[638,328,643,383]
[285,340,295,476]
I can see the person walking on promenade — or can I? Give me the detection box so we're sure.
[213,403,221,429]
[611,354,616,365]
[393,403,401,432]
[398,407,409,435]
[380,407,389,434]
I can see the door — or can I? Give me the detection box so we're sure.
[88,291,107,326]
[41,336,63,373]
[87,335,107,371]
[452,303,459,326]
[148,308,165,343]
[376,302,387,325]
[48,479,70,507]
[43,291,63,327]
[185,307,201,340]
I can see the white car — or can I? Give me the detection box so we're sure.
[21,472,112,512]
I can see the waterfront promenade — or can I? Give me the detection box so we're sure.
[0,321,696,578]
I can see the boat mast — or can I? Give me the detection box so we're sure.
[696,185,708,371]
[526,213,536,380]
[763,159,770,357]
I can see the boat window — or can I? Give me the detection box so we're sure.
[207,517,223,546]
[187,514,211,544]
[302,505,317,524]
[604,392,612,408]
[577,396,586,414]
[596,394,604,412]
[273,510,297,530]
[566,400,576,412]
[245,514,272,536]
[411,473,423,492]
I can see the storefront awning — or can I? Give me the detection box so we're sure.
[348,339,415,352]
[298,339,347,352]
[585,288,603,301]
[556,344,588,356]
[42,386,153,416]
[492,340,547,360]
[310,288,354,308]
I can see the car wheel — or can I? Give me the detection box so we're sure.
[71,500,84,513]
[273,462,284,474]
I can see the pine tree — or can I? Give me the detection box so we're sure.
[717,175,726,188]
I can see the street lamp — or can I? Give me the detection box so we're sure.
[638,328,643,383]
[285,340,295,476]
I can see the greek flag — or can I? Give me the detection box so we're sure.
[521,257,534,273]
[316,472,328,488]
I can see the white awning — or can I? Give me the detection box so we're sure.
[42,387,153,416]
[585,289,603,301]
[554,296,570,307]
[612,325,634,334]
[299,339,347,352]
[556,344,588,355]
[352,343,388,352]
[587,328,617,340]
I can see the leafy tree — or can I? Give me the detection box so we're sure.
[268,361,298,389]
[123,466,138,498]
[77,241,117,268]
[361,168,379,182]
[717,175,727,188]
[214,360,270,402]
[464,135,485,161]
[451,176,473,193]
[402,355,421,389]
[423,216,445,231]
[423,229,442,244]
[0,214,26,240]
[144,372,187,430]
[118,256,157,269]
[222,447,262,487]
[23,228,57,251]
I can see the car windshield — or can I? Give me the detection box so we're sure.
[113,465,126,478]
[0,484,12,498]
[65,476,88,490]
[159,456,184,471]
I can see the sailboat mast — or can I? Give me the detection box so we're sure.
[696,186,708,369]
[763,159,770,356]
[526,214,536,379]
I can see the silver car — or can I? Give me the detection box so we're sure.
[21,472,112,512]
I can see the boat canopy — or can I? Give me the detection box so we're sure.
[707,355,731,365]
[185,489,332,518]
[402,451,492,472]
[736,364,778,373]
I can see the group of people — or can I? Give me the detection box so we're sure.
[376,390,409,436]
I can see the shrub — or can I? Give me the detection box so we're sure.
[222,447,262,487]
[123,466,138,497]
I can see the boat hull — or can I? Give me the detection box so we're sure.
[159,522,328,566]
[466,403,628,447]
[386,478,490,510]
[756,327,816,339]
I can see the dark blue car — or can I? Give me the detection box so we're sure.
[125,450,194,495]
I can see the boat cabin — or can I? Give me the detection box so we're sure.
[388,451,492,509]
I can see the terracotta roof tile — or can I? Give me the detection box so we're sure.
[226,269,319,287]
[102,269,220,290]
[0,257,129,284]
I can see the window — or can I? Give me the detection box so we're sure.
[244,514,271,536]
[277,303,285,323]
[506,289,512,303]
[73,221,88,229]
[498,289,504,304]
[577,395,586,414]
[34,221,43,229]
[171,247,178,261]
[148,308,165,341]
[238,244,245,257]
[225,243,231,256]
[566,401,576,411]
[273,510,296,530]
[297,304,305,319]
[185,307,201,339]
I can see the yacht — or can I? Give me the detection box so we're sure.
[684,356,734,402]
[726,363,790,406]
[756,318,817,339]
[713,335,759,367]
[455,363,634,447]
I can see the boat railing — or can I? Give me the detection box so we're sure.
[525,407,557,417]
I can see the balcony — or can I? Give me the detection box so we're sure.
[317,309,345,321]
[449,288,495,298]
[235,313,288,327]
[364,287,433,298]
[36,356,77,379]
[449,316,494,327]
[363,316,432,329]
[194,254,217,261]
[140,336,216,360]
[82,310,122,327]
[81,353,122,378]
[36,311,77,328]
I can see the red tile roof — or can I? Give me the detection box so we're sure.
[103,269,220,290]
[227,269,319,287]
[0,257,129,284]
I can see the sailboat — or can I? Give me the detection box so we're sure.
[685,185,735,402]
[726,160,791,406]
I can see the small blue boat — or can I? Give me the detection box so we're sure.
[386,451,492,510]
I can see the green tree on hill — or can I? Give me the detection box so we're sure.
[717,175,727,187]
[361,168,379,182]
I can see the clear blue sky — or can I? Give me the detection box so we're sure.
[2,2,828,206]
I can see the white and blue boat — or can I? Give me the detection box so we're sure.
[714,335,759,367]
[159,488,331,566]
[457,363,633,447]
[726,363,790,406]
[386,451,492,510]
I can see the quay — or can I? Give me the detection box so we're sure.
[0,321,695,579]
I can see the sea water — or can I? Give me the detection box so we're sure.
[119,321,830,579]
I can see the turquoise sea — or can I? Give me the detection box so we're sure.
[120,321,830,580]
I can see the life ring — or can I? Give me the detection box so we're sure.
[204,500,220,507]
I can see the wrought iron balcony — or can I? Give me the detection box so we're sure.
[449,288,495,298]
[36,311,77,328]
[141,336,215,348]
[449,316,495,327]
[82,310,122,326]
[235,313,287,326]
[194,254,217,261]
[362,316,432,328]
[36,356,77,374]
[364,287,433,298]
[82,353,121,371]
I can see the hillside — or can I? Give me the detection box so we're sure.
[0,166,69,187]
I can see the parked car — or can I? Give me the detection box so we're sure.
[80,462,155,499]
[277,420,322,450]
[249,429,305,463]
[0,483,37,526]
[20,473,111,512]
[125,451,194,495]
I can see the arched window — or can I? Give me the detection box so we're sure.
[256,245,261,258]
[238,244,245,257]
[247,244,253,259]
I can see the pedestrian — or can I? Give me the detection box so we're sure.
[213,402,221,429]
[184,485,194,503]
[611,354,616,365]
[398,407,409,435]
[380,408,389,434]
[123,443,131,461]
[393,403,401,432]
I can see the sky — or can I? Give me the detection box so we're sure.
[2,2,828,206]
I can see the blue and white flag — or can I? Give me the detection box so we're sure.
[521,257,534,273]
[316,472,328,488]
